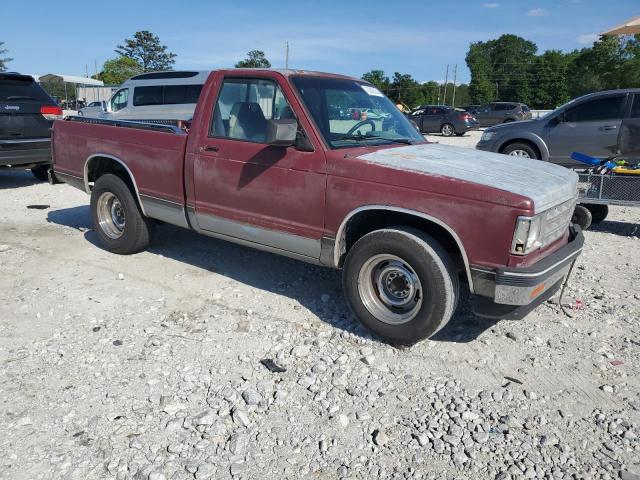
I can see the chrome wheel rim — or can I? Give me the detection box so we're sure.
[97,192,125,239]
[441,124,453,136]
[357,254,423,325]
[508,149,531,158]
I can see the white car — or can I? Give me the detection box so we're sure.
[77,101,105,118]
[99,71,210,121]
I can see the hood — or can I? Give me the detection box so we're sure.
[359,143,577,214]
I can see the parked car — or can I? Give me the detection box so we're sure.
[98,71,209,121]
[473,102,532,127]
[476,89,640,168]
[78,101,105,117]
[52,68,582,345]
[462,105,481,113]
[407,105,480,136]
[0,72,63,180]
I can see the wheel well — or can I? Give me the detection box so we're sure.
[85,156,135,192]
[499,139,541,159]
[339,210,468,282]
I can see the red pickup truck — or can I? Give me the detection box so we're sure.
[52,69,583,344]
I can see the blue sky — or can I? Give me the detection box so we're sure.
[3,0,638,84]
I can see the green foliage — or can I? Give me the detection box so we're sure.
[235,50,271,68]
[115,31,176,72]
[361,70,470,109]
[467,33,640,109]
[94,56,143,85]
[0,41,12,72]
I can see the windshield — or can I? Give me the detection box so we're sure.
[290,76,424,149]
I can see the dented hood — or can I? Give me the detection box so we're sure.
[359,143,578,214]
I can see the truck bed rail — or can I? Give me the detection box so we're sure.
[64,116,187,135]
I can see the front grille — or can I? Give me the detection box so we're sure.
[539,198,576,248]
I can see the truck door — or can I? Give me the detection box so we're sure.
[544,93,626,168]
[190,73,327,261]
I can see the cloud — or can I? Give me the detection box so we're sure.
[577,33,600,45]
[483,2,499,8]
[527,8,549,16]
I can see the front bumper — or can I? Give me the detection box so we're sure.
[471,226,584,317]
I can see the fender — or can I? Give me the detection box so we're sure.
[333,205,475,293]
[83,153,147,216]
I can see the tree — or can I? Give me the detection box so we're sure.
[530,50,571,109]
[115,31,176,72]
[362,70,390,93]
[235,50,271,68]
[94,56,143,85]
[466,43,495,104]
[0,42,12,72]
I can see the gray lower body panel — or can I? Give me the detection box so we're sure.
[140,195,189,229]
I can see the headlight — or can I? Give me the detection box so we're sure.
[481,131,495,142]
[511,215,543,255]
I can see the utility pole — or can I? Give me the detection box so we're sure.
[451,64,458,107]
[85,64,89,78]
[495,82,499,101]
[437,84,441,104]
[442,64,449,105]
[94,59,98,77]
[285,41,289,70]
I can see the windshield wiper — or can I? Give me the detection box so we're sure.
[6,95,35,100]
[339,134,414,145]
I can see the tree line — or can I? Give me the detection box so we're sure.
[467,34,640,109]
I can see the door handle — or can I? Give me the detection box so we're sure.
[600,125,617,131]
[199,145,219,152]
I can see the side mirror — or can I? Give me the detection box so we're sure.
[548,115,562,126]
[101,101,107,112]
[266,119,297,147]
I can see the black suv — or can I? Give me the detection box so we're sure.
[1,73,62,180]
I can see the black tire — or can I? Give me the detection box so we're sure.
[502,142,539,160]
[31,165,50,182]
[584,204,608,224]
[440,123,455,137]
[572,205,593,231]
[342,228,459,345]
[455,132,465,137]
[90,173,153,254]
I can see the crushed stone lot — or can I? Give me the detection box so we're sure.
[1,165,639,480]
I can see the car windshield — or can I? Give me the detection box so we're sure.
[291,76,424,149]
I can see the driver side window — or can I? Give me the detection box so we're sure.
[110,89,129,112]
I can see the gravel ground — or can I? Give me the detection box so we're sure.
[1,148,639,480]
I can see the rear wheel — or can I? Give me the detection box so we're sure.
[342,228,459,345]
[572,205,593,231]
[440,123,455,137]
[584,204,608,224]
[90,174,153,254]
[502,142,539,160]
[30,165,50,182]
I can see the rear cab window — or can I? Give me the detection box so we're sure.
[209,77,294,143]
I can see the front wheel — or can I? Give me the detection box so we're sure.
[90,174,154,254]
[440,123,455,137]
[502,142,539,160]
[342,228,459,345]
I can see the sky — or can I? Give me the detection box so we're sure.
[2,0,638,84]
